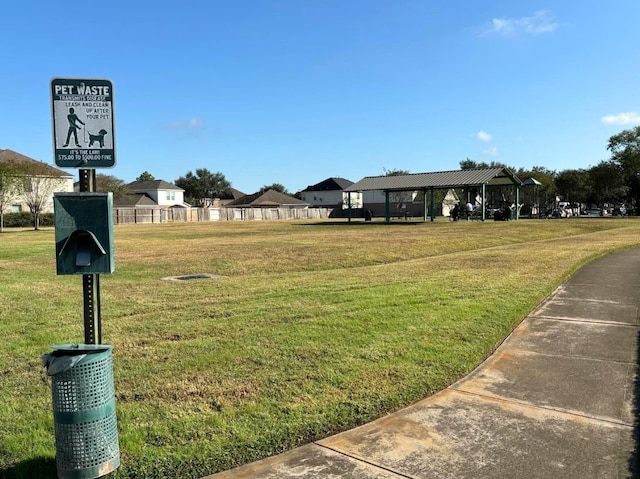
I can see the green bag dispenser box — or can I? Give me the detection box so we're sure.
[54,193,115,275]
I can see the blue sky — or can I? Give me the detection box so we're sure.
[2,1,639,194]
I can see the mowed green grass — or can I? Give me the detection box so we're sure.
[2,218,640,478]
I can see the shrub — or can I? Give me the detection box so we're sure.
[1,212,54,228]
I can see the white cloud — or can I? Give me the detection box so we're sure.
[601,112,640,126]
[483,146,499,156]
[165,117,206,130]
[483,11,559,36]
[475,130,493,142]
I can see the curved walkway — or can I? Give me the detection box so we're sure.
[207,249,640,478]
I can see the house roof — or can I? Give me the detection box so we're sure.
[344,167,523,192]
[113,193,158,207]
[231,188,246,199]
[127,180,183,191]
[219,188,246,200]
[0,149,74,178]
[523,177,542,186]
[225,189,309,207]
[301,177,354,192]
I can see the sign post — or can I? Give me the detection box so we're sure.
[51,78,116,345]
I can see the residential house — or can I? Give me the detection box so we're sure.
[299,177,363,217]
[222,189,310,221]
[225,189,309,209]
[0,149,74,213]
[218,188,246,206]
[123,180,189,208]
[300,177,356,206]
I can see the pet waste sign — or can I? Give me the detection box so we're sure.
[51,78,116,168]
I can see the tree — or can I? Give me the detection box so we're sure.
[22,163,67,230]
[588,161,626,207]
[607,126,640,206]
[96,174,130,199]
[460,159,514,170]
[136,171,155,182]
[260,183,290,195]
[175,168,232,206]
[608,125,640,169]
[383,167,410,176]
[460,158,486,169]
[554,169,590,204]
[0,162,28,232]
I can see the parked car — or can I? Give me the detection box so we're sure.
[583,208,603,216]
[613,206,627,216]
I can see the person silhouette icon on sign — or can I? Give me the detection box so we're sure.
[62,108,85,147]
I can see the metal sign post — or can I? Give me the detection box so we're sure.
[79,168,101,344]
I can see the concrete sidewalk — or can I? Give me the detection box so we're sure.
[207,249,640,478]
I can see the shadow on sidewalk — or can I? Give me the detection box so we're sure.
[630,328,640,478]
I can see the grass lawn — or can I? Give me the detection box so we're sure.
[2,217,640,478]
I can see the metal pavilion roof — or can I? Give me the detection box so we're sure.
[344,167,523,192]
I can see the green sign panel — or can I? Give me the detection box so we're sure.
[51,78,116,168]
[54,193,115,275]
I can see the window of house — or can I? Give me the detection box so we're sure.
[11,204,22,213]
[166,191,175,201]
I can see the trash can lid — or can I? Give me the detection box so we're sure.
[50,343,112,354]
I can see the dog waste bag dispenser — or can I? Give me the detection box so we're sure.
[54,193,114,275]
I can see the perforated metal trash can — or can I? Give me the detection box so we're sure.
[46,344,120,479]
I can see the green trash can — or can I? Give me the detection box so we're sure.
[44,344,120,479]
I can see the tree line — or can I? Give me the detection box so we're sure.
[461,126,640,210]
[55,124,640,213]
[2,125,639,231]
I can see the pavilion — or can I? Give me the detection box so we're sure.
[343,167,523,222]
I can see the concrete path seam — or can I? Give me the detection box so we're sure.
[313,443,418,479]
[492,348,638,366]
[531,315,640,328]
[448,388,635,428]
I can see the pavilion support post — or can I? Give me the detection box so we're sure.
[422,189,428,222]
[385,191,390,223]
[430,188,435,222]
[347,192,352,223]
[515,186,520,220]
[481,184,487,221]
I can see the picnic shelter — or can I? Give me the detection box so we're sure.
[343,167,523,222]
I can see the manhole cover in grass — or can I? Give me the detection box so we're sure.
[161,273,228,282]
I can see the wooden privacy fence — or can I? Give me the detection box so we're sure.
[113,207,334,225]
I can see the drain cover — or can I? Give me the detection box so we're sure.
[161,273,228,281]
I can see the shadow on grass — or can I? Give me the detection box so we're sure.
[1,456,56,479]
[299,220,423,226]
